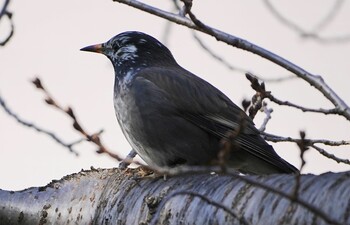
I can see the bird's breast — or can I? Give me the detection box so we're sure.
[113,70,138,123]
[113,84,154,164]
[113,86,136,143]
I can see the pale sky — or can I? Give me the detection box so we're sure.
[1,0,350,190]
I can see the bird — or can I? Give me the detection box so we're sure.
[80,31,298,174]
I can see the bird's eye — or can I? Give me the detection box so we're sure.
[116,50,123,57]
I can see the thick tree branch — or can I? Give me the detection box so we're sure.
[151,190,251,225]
[0,168,348,225]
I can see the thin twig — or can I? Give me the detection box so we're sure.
[246,72,340,116]
[32,77,123,161]
[247,70,348,165]
[293,131,309,199]
[259,103,273,132]
[245,73,268,119]
[263,132,350,146]
[312,0,345,33]
[263,0,350,44]
[267,93,339,115]
[192,31,247,74]
[193,27,295,83]
[68,129,105,146]
[249,73,297,83]
[262,132,350,165]
[0,0,14,46]
[0,94,79,155]
[218,111,247,172]
[311,144,350,165]
[252,80,350,164]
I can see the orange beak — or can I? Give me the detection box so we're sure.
[80,43,104,53]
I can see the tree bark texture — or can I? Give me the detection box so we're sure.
[0,168,349,225]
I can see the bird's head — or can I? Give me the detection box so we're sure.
[81,31,177,75]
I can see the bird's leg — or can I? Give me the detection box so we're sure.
[119,149,137,169]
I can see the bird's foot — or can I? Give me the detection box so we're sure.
[118,149,137,170]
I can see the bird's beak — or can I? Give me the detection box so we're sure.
[80,43,104,54]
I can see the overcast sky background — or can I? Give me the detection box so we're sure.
[1,0,350,191]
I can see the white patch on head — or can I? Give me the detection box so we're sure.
[114,44,138,61]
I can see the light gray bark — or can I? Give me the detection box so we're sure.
[0,168,349,225]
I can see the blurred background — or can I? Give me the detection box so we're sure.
[1,0,350,191]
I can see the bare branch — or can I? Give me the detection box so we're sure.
[0,94,79,155]
[262,132,350,165]
[192,31,297,83]
[218,111,248,172]
[292,131,309,199]
[263,0,350,44]
[258,103,273,132]
[0,0,10,25]
[249,73,297,83]
[192,31,247,73]
[191,28,303,83]
[0,0,14,46]
[267,93,339,115]
[263,132,350,147]
[311,144,350,165]
[288,132,315,224]
[244,73,269,119]
[244,73,349,165]
[32,77,123,161]
[312,0,345,32]
[246,72,344,117]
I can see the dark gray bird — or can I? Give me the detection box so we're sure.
[81,31,298,174]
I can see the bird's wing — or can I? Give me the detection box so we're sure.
[134,66,296,172]
[134,66,256,134]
